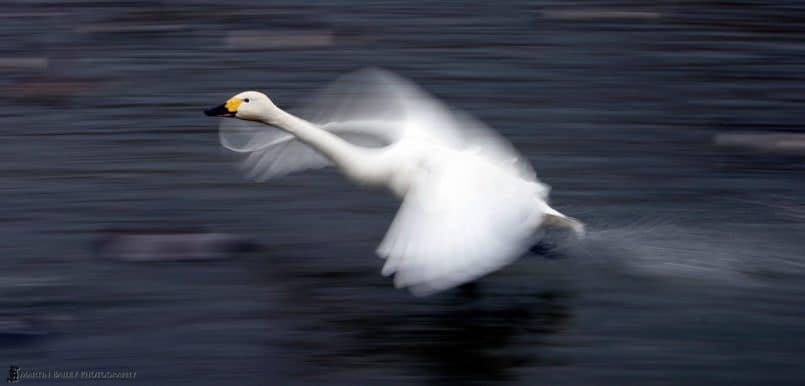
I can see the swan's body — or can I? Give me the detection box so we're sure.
[205,69,583,295]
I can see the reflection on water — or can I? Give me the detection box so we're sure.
[325,291,571,384]
[1,0,805,385]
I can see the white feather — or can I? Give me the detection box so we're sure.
[377,151,546,296]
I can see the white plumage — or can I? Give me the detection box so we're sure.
[207,68,583,296]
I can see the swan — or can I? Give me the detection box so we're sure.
[204,69,583,296]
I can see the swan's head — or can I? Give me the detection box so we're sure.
[204,91,276,122]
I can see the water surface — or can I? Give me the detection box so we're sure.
[1,1,805,385]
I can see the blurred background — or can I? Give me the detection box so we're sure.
[1,0,805,385]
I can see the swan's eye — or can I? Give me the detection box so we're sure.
[244,98,250,103]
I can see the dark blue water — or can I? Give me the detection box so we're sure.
[1,1,805,384]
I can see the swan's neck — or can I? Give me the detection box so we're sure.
[260,107,376,180]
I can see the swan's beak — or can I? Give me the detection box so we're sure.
[204,104,235,117]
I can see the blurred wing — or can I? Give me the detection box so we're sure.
[219,68,538,183]
[337,68,538,182]
[377,154,546,296]
[219,118,396,182]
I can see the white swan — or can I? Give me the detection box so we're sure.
[205,69,583,296]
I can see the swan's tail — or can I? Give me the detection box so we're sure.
[543,206,585,237]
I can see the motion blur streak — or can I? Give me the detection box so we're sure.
[0,1,804,385]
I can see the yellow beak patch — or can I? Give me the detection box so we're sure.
[225,98,242,113]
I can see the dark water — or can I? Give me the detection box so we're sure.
[2,1,805,384]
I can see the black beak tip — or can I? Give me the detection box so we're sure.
[204,104,233,117]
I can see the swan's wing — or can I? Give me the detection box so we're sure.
[377,154,547,296]
[297,68,537,182]
[219,68,536,183]
[219,118,397,181]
